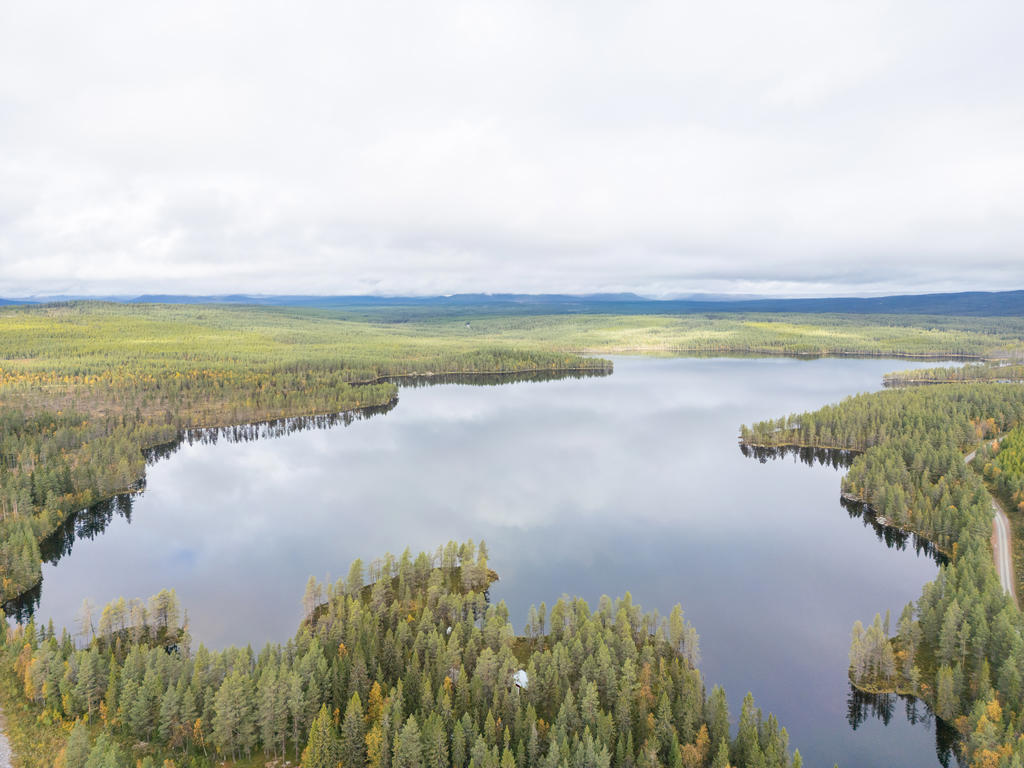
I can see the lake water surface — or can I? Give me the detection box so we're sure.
[22,357,958,767]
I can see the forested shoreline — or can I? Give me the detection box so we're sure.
[2,302,1024,766]
[741,384,1024,764]
[0,303,612,607]
[0,540,801,768]
[2,301,1017,611]
[884,361,1024,387]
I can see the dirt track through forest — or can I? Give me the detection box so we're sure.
[0,708,11,768]
[966,446,1017,601]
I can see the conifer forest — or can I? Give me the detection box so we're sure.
[0,301,1019,767]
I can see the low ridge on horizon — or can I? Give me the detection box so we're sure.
[2,288,1023,316]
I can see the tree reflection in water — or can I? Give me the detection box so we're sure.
[2,369,609,624]
[847,685,961,768]
[739,444,946,564]
[2,403,396,624]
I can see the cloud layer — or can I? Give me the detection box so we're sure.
[1,1,1022,297]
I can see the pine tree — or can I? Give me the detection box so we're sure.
[180,683,199,750]
[452,720,468,768]
[302,703,341,768]
[288,669,307,760]
[732,693,759,767]
[711,738,731,768]
[340,692,366,767]
[258,665,281,756]
[157,684,181,745]
[422,711,449,768]
[303,576,323,623]
[74,648,100,718]
[83,732,126,768]
[212,669,257,760]
[128,666,159,740]
[936,665,957,721]
[347,559,365,596]
[706,686,730,755]
[57,719,91,768]
[393,715,423,768]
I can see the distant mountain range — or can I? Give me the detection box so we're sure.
[1,289,1023,316]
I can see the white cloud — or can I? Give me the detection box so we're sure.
[0,0,1022,297]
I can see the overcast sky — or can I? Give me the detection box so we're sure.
[1,1,1022,298]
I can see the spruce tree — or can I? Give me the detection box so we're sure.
[302,703,341,768]
[57,719,91,768]
[393,715,424,768]
[340,692,367,767]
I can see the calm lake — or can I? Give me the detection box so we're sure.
[20,356,957,767]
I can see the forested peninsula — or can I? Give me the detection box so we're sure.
[883,361,1024,387]
[741,384,1024,764]
[0,540,800,768]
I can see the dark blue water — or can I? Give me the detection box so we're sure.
[26,357,953,767]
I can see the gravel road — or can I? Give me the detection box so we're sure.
[0,708,11,768]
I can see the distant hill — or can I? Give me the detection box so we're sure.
[672,290,1024,317]
[124,292,649,307]
[6,289,1024,316]
[126,289,1024,316]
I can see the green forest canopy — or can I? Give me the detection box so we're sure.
[0,301,1018,607]
[741,383,1024,765]
[2,301,1024,765]
[3,541,799,768]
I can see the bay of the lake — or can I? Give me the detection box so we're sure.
[27,357,957,767]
